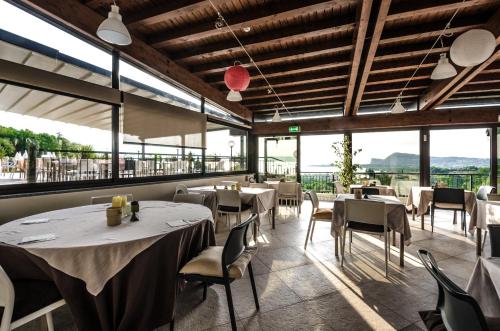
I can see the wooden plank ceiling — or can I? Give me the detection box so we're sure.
[35,0,500,118]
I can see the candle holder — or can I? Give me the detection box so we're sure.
[130,201,139,222]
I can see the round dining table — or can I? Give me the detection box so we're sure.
[0,200,215,331]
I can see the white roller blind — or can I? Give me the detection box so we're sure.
[122,92,206,148]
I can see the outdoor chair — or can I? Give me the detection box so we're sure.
[341,199,391,277]
[431,188,466,236]
[177,214,259,331]
[304,190,333,249]
[362,187,380,196]
[417,250,491,331]
[0,265,66,331]
[477,186,496,201]
[278,182,300,216]
[216,189,251,230]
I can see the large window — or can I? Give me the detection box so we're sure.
[258,136,297,180]
[300,134,343,193]
[430,128,490,191]
[352,130,420,196]
[0,84,113,185]
[206,122,247,173]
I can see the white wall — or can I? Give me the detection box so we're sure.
[0,174,250,223]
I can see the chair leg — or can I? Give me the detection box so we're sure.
[431,207,435,233]
[349,230,352,254]
[310,221,316,240]
[304,218,313,249]
[170,319,175,331]
[224,280,238,331]
[203,282,208,301]
[384,232,388,278]
[453,210,457,225]
[248,262,260,310]
[463,211,467,237]
[46,312,55,331]
[341,226,348,268]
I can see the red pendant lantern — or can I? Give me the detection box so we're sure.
[224,63,250,102]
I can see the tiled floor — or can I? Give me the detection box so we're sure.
[21,201,488,331]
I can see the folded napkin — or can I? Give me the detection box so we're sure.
[21,218,50,225]
[19,233,56,245]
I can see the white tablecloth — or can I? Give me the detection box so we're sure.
[466,257,500,319]
[406,186,476,216]
[469,200,500,234]
[0,201,213,295]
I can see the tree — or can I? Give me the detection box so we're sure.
[332,136,361,190]
[0,138,15,158]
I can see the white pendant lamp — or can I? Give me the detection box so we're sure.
[390,97,406,114]
[226,90,242,102]
[272,108,282,122]
[431,53,457,80]
[450,29,495,67]
[97,4,132,46]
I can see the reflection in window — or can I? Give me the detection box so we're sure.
[0,84,112,185]
[206,122,247,173]
[352,131,420,197]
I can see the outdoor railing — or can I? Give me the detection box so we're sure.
[430,173,490,192]
[0,150,247,184]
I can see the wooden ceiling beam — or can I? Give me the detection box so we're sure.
[242,91,346,107]
[242,83,347,100]
[124,1,223,28]
[252,106,500,135]
[419,9,500,111]
[343,0,373,116]
[169,15,356,62]
[150,0,356,48]
[20,0,252,121]
[349,0,392,116]
[247,97,344,111]
[253,104,344,114]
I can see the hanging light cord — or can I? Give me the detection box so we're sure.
[389,0,465,109]
[207,0,292,117]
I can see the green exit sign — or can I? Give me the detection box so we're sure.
[288,125,301,133]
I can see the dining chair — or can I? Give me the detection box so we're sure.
[487,224,500,257]
[477,186,496,201]
[90,194,134,205]
[0,265,66,331]
[334,181,345,194]
[304,190,333,249]
[487,193,500,201]
[278,182,300,216]
[417,250,490,331]
[175,184,188,195]
[431,188,466,236]
[341,199,390,277]
[173,193,205,205]
[216,189,252,229]
[362,187,380,196]
[177,214,259,331]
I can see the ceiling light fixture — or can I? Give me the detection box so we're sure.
[242,26,252,33]
[272,107,282,122]
[390,96,406,114]
[450,29,496,67]
[431,53,457,80]
[96,2,131,46]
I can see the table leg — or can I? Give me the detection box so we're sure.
[253,222,258,242]
[399,233,404,267]
[334,231,339,257]
[421,215,424,230]
[412,206,415,221]
[476,228,482,256]
[272,207,276,230]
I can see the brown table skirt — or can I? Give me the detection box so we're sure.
[0,219,215,331]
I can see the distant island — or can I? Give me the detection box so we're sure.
[364,152,489,170]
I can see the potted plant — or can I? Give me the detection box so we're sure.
[332,136,361,193]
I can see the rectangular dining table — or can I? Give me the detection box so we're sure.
[469,200,500,255]
[406,186,476,230]
[188,185,278,231]
[331,194,412,267]
[0,201,215,331]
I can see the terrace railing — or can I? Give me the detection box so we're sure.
[430,173,490,191]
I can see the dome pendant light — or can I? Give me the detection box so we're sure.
[390,97,406,114]
[450,29,495,67]
[97,3,132,46]
[227,90,242,102]
[272,108,282,122]
[431,53,457,80]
